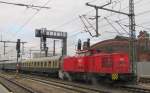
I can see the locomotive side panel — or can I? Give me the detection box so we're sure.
[63,56,87,73]
[75,56,87,72]
[112,53,130,73]
[88,55,102,73]
[100,54,113,73]
[63,57,76,72]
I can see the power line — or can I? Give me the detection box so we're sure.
[0,1,50,9]
[104,17,122,35]
[8,0,52,40]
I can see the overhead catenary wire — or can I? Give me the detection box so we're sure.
[0,1,50,9]
[8,0,52,40]
[104,17,122,35]
[4,0,51,55]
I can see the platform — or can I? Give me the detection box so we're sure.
[0,84,11,93]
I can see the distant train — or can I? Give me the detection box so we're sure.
[0,50,133,83]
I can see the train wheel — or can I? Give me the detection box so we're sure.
[91,76,98,85]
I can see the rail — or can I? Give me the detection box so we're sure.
[0,75,37,93]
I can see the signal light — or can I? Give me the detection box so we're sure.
[16,39,21,56]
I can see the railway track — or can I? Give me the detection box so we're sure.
[23,75,111,93]
[0,72,112,93]
[0,75,37,93]
[3,72,150,93]
[117,84,150,93]
[139,77,150,83]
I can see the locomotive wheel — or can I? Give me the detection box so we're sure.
[87,74,98,85]
[91,75,98,85]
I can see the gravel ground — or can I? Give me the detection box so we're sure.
[0,84,10,93]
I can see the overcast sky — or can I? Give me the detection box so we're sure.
[0,0,150,58]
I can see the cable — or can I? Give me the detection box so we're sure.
[0,1,50,9]
[104,17,122,35]
[135,25,150,31]
[8,0,51,40]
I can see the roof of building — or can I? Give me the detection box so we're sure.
[91,36,129,49]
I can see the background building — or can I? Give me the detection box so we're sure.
[91,31,150,62]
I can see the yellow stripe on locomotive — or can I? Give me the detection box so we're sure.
[112,73,118,80]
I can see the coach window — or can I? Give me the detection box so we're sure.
[35,62,37,67]
[54,61,56,68]
[38,62,39,67]
[53,61,54,68]
[41,62,43,67]
[32,62,34,67]
[39,62,40,67]
[29,62,30,67]
[34,62,36,67]
[46,62,48,67]
[51,61,53,68]
[30,62,32,67]
[44,62,46,67]
[52,61,53,68]
[56,61,58,68]
[40,62,41,67]
[39,62,41,67]
[28,62,30,67]
[48,61,51,67]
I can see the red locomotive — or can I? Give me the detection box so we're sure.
[59,39,132,82]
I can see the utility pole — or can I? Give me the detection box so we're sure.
[129,0,137,78]
[53,40,59,56]
[16,39,21,74]
[3,41,7,55]
[0,40,26,56]
[95,8,99,37]
[86,0,137,80]
[53,40,56,56]
[86,1,111,37]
